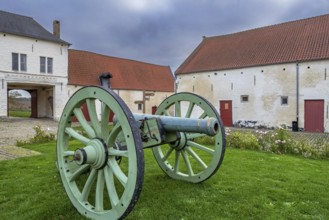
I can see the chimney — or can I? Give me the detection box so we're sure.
[53,20,60,37]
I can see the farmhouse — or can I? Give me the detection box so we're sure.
[176,14,329,132]
[0,10,70,120]
[68,49,174,114]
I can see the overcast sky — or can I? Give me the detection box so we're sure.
[1,0,328,71]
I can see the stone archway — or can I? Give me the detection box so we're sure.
[7,89,32,118]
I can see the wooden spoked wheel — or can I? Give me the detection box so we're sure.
[152,92,226,183]
[57,86,144,220]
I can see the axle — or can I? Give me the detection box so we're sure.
[133,113,219,136]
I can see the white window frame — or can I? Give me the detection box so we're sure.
[40,56,53,74]
[12,53,27,72]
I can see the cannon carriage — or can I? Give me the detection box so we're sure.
[56,74,226,219]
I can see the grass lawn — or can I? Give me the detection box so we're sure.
[0,142,328,219]
[8,110,31,118]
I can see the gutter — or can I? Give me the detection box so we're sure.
[296,62,299,128]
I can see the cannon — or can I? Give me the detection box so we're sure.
[56,74,226,219]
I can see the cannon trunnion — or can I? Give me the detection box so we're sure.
[57,83,226,219]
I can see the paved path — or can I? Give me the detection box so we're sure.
[0,117,58,160]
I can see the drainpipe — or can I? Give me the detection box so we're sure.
[296,62,300,128]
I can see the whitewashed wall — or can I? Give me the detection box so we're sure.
[176,60,329,132]
[68,85,173,115]
[0,33,69,119]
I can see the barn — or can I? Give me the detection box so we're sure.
[175,14,329,132]
[68,49,174,115]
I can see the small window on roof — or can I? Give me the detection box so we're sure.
[241,95,249,102]
[138,103,143,111]
[281,96,288,105]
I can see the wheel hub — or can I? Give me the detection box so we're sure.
[74,138,109,169]
[170,132,187,150]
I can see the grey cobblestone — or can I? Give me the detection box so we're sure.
[0,117,58,160]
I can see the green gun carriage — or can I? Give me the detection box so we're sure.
[56,73,226,219]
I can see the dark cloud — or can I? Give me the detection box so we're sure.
[1,0,328,71]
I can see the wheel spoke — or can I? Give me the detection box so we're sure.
[104,165,119,207]
[100,104,110,140]
[185,147,208,169]
[175,101,181,117]
[163,109,170,116]
[95,170,105,211]
[185,102,195,118]
[181,150,194,176]
[63,150,75,157]
[86,99,101,137]
[109,148,128,157]
[161,147,174,162]
[106,123,121,146]
[69,164,91,182]
[108,158,127,187]
[186,133,206,140]
[81,168,97,202]
[65,127,90,144]
[74,108,96,138]
[187,141,215,155]
[174,150,180,173]
[198,112,208,119]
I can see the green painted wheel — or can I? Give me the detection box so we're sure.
[152,92,226,183]
[57,86,144,220]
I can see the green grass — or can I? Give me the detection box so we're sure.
[0,143,329,219]
[8,110,31,117]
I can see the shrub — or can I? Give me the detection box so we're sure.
[17,125,56,146]
[196,127,329,160]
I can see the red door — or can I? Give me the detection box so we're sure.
[220,100,232,127]
[152,106,157,115]
[304,100,324,132]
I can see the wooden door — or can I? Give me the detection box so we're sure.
[304,100,324,132]
[220,100,232,127]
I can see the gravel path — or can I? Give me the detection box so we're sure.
[0,117,58,160]
[0,117,58,146]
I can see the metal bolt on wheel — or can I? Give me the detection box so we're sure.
[152,92,226,183]
[57,86,144,220]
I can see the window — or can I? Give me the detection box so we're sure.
[12,53,18,71]
[281,96,288,105]
[12,53,27,71]
[20,54,27,71]
[47,57,53,73]
[40,57,46,73]
[241,95,249,102]
[138,103,143,111]
[40,56,53,74]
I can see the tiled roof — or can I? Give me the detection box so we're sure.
[0,10,69,45]
[68,49,174,92]
[176,14,329,74]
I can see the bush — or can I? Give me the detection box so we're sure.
[196,127,329,159]
[17,125,55,146]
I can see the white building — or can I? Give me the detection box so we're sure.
[176,14,329,132]
[0,10,70,120]
[0,11,174,122]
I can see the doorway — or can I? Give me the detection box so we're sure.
[220,100,233,127]
[304,100,324,132]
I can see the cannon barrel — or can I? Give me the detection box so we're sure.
[133,113,219,136]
